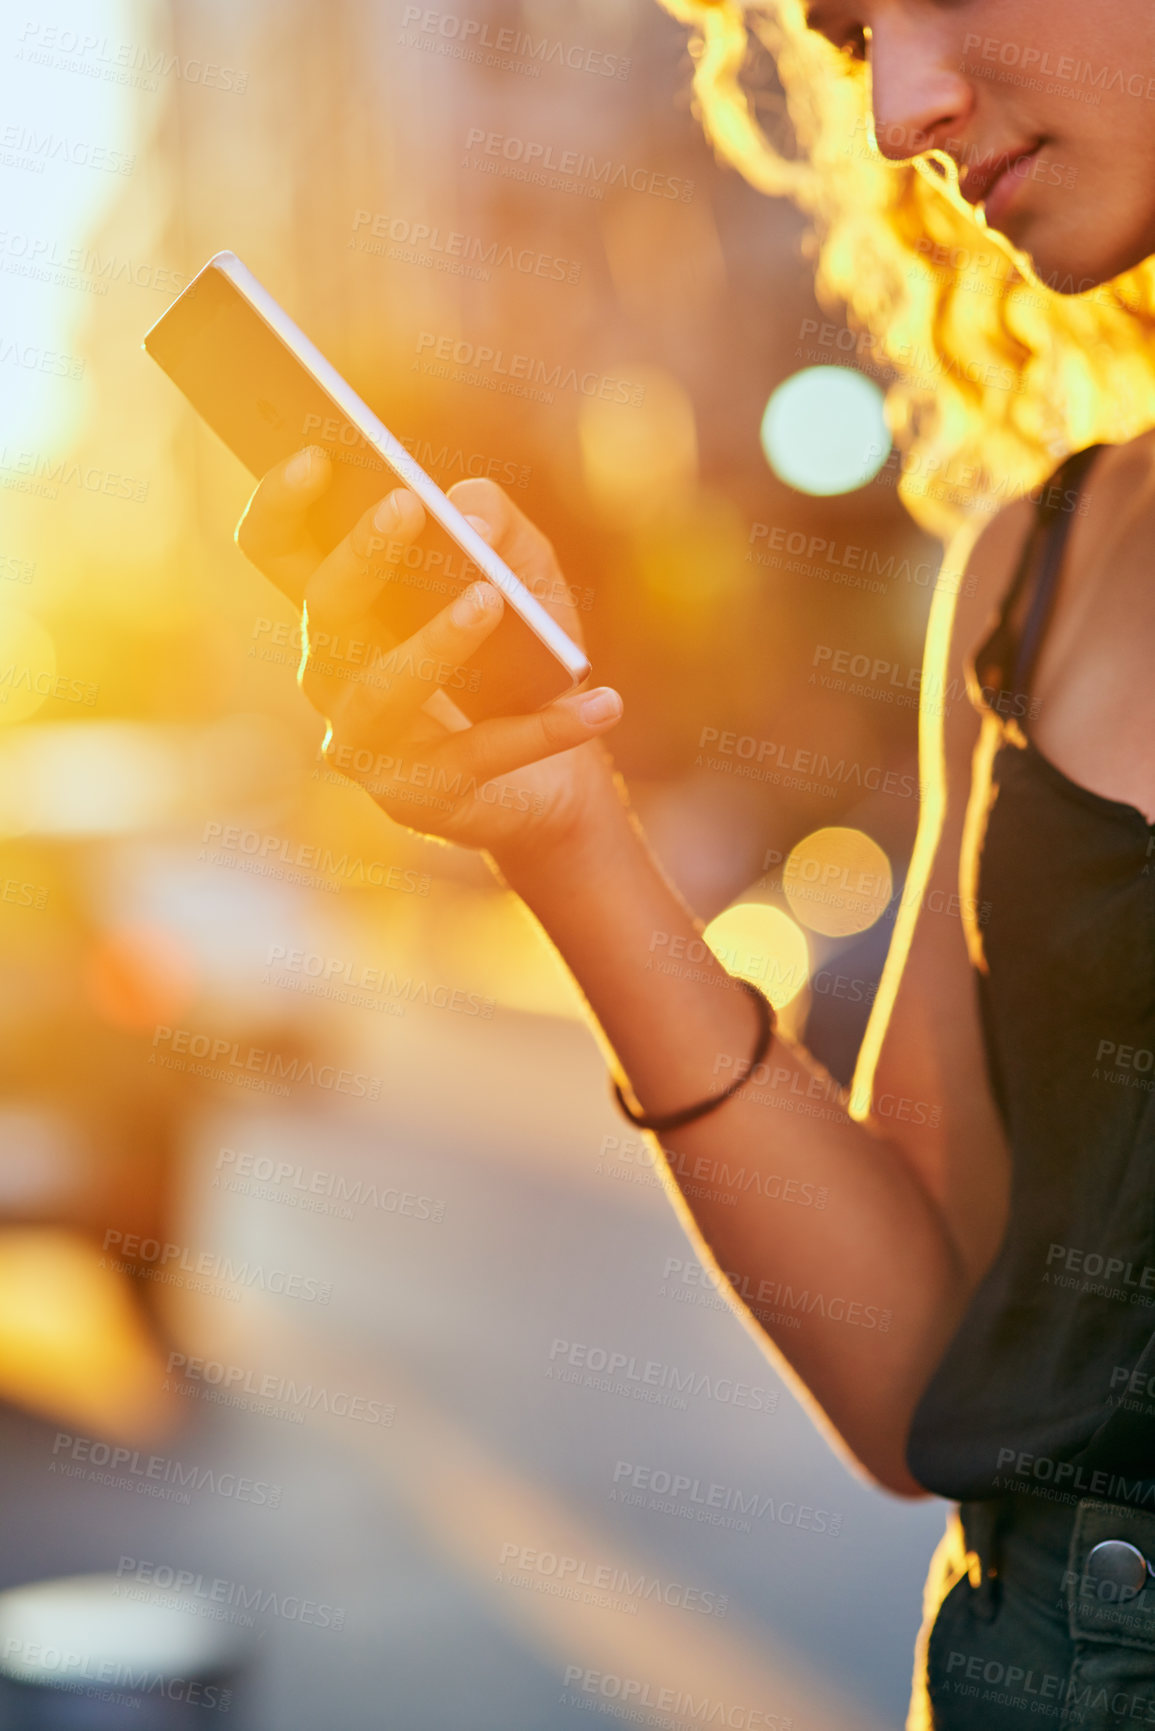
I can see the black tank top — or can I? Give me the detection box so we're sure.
[907,445,1155,1509]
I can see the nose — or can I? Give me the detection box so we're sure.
[869,15,972,161]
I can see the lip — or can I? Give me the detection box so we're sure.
[958,143,1042,226]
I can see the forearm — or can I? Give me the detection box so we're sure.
[497,780,968,1491]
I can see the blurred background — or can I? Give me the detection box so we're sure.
[0,0,954,1724]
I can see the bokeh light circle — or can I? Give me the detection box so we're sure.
[703,902,809,1009]
[760,366,891,496]
[783,826,893,937]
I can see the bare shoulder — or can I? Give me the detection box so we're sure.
[949,436,1155,669]
[923,496,1034,785]
[932,432,1155,737]
[1069,432,1155,563]
[1084,428,1155,500]
[953,495,1034,648]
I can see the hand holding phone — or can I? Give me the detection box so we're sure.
[145,251,590,720]
[236,443,626,861]
[143,250,625,862]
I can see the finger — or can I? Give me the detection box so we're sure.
[235,446,333,598]
[303,486,426,635]
[305,579,505,725]
[450,480,588,645]
[432,685,623,786]
[446,478,568,610]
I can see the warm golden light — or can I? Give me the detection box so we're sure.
[703,901,810,1007]
[657,0,1155,538]
[577,366,698,528]
[0,608,58,726]
[84,922,198,1032]
[783,825,892,937]
[0,1228,178,1443]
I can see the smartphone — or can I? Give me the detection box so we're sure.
[142,251,591,722]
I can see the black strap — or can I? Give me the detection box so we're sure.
[1010,444,1103,697]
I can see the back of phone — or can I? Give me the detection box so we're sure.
[144,256,587,720]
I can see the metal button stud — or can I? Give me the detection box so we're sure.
[1086,1539,1152,1600]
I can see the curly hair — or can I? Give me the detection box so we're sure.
[657,0,1155,538]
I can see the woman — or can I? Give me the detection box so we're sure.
[234,1,1155,1723]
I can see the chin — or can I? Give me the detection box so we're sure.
[1002,232,1123,296]
[1007,215,1155,296]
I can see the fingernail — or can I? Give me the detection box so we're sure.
[374,493,402,533]
[285,448,318,486]
[579,688,622,726]
[463,514,493,541]
[450,582,498,626]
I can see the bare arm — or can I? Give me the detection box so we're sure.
[497,507,1025,1495]
[237,456,1025,1496]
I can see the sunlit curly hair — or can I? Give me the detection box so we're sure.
[657,0,1155,539]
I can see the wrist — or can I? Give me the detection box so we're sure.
[489,750,640,902]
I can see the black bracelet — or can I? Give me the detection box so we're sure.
[611,977,776,1134]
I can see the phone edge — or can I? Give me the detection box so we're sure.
[144,251,592,696]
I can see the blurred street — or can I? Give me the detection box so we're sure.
[0,0,954,1722]
[1,988,947,1727]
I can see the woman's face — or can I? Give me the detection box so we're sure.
[806,0,1155,288]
